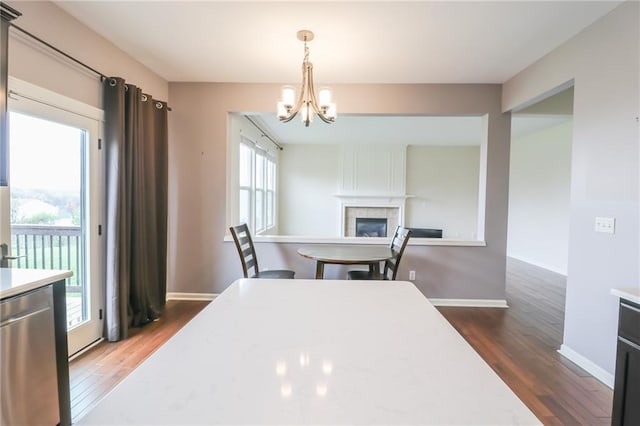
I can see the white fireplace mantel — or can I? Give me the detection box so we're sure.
[334,194,415,201]
[337,145,415,236]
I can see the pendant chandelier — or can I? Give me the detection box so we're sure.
[277,30,336,127]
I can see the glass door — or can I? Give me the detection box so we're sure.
[2,81,104,355]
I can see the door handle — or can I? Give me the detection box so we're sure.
[1,254,26,261]
[0,243,26,268]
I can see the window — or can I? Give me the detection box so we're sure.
[239,143,253,227]
[266,160,275,228]
[239,137,277,234]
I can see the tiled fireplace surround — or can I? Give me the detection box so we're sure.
[344,206,400,237]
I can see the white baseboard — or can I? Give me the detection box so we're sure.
[429,298,508,308]
[558,344,614,388]
[166,292,217,301]
[69,337,104,361]
[508,255,567,276]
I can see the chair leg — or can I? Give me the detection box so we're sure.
[368,262,381,273]
[315,262,325,279]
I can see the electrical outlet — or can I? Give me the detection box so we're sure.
[409,270,416,280]
[595,217,615,234]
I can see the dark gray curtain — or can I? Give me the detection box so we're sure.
[103,77,168,341]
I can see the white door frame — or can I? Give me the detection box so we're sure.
[4,77,105,355]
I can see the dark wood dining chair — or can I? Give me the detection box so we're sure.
[347,226,412,280]
[229,224,295,279]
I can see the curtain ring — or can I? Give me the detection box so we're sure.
[141,94,148,102]
[155,102,163,109]
[109,78,117,87]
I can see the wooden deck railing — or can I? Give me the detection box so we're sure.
[10,224,84,295]
[11,225,86,327]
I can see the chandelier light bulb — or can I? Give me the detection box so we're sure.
[326,103,337,120]
[277,102,288,119]
[300,104,313,125]
[281,86,296,108]
[318,88,332,108]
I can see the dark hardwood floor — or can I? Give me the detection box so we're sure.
[69,299,210,424]
[438,257,613,425]
[70,259,613,424]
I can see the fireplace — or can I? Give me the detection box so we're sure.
[342,205,400,237]
[356,218,388,237]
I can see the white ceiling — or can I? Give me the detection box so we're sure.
[54,1,621,84]
[53,1,585,144]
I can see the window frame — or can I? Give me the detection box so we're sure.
[238,136,277,235]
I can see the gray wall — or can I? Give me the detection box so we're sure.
[168,84,511,300]
[507,120,572,275]
[7,0,168,108]
[503,0,639,379]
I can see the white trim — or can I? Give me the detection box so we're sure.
[8,76,104,122]
[334,194,415,200]
[222,235,486,247]
[508,255,567,276]
[69,337,104,361]
[166,292,217,301]
[558,344,614,388]
[429,298,509,308]
[7,80,106,355]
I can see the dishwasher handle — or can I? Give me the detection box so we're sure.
[1,306,52,328]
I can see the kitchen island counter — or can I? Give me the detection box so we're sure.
[0,268,72,299]
[611,287,640,305]
[79,278,539,425]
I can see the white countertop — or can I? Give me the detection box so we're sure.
[79,279,540,425]
[611,287,640,305]
[0,268,73,299]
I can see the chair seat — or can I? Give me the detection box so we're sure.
[230,224,296,280]
[252,269,296,279]
[347,270,387,280]
[347,226,411,281]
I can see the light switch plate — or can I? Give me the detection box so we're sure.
[595,217,615,234]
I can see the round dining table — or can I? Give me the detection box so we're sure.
[297,245,394,279]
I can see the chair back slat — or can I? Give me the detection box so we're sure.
[229,223,260,278]
[383,226,412,280]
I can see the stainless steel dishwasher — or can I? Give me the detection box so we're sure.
[1,286,60,426]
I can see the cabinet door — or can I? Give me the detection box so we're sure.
[612,338,640,425]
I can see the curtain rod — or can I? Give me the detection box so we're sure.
[244,115,284,151]
[10,23,107,80]
[9,23,171,110]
